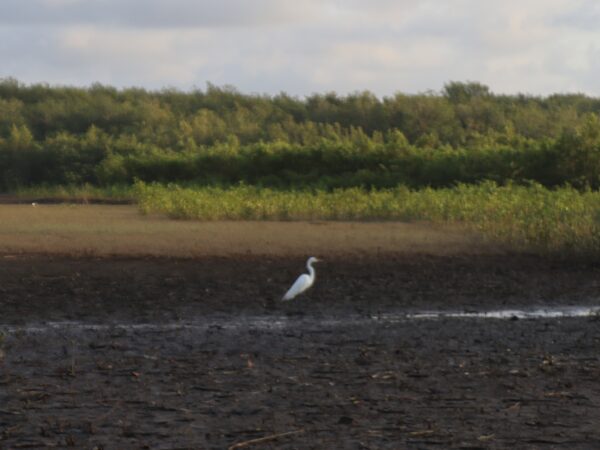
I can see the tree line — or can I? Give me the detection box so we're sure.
[1,78,600,190]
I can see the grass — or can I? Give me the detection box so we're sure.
[5,180,600,255]
[134,181,600,254]
[11,183,134,202]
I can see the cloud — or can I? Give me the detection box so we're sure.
[1,0,600,96]
[0,0,323,28]
[553,0,600,30]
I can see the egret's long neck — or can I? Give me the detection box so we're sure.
[306,261,316,281]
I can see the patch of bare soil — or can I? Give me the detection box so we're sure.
[1,254,600,448]
[0,204,497,257]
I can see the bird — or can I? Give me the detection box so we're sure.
[282,257,321,301]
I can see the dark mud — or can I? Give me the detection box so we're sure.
[2,254,600,449]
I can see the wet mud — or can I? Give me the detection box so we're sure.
[2,254,600,448]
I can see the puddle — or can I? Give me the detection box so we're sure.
[1,306,599,335]
[387,305,600,321]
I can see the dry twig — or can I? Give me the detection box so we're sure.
[228,429,305,449]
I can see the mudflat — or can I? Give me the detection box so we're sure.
[1,204,600,448]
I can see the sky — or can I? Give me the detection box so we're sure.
[1,0,600,97]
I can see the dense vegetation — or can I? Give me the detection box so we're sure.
[136,181,600,253]
[2,78,600,190]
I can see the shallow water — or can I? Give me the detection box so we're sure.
[400,305,600,320]
[2,305,599,335]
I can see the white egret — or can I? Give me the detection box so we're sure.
[282,257,321,301]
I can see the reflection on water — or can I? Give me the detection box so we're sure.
[2,305,600,334]
[394,306,600,320]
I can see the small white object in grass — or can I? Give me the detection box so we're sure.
[31,202,37,207]
[282,256,321,301]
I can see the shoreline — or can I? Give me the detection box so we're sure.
[1,252,598,324]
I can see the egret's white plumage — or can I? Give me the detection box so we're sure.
[282,257,320,301]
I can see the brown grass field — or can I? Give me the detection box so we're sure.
[0,204,498,257]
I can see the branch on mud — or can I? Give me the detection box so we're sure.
[228,429,305,449]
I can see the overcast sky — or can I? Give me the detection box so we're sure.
[1,0,600,97]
